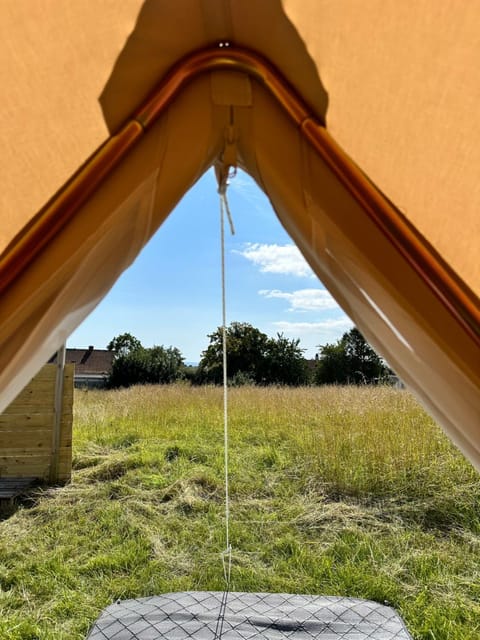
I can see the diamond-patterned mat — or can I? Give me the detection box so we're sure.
[86,591,413,639]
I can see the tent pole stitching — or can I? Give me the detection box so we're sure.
[1,46,478,344]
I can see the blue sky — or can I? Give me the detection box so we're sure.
[68,169,353,363]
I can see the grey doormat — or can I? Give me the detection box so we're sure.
[86,591,412,639]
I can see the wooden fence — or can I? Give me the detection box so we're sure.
[0,363,74,483]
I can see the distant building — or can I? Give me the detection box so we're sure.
[50,346,113,389]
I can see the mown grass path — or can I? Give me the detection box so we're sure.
[1,385,479,638]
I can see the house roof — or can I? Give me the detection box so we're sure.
[50,348,113,376]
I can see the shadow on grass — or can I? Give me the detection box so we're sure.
[0,480,45,521]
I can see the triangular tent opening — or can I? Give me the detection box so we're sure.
[1,42,478,468]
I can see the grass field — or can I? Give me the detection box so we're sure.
[1,384,479,639]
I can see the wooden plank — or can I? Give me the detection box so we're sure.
[3,366,59,413]
[0,434,65,449]
[0,413,56,429]
[0,426,53,436]
[0,427,52,438]
[6,406,73,417]
[0,443,52,455]
[1,470,50,477]
[0,454,51,464]
[25,365,56,380]
[6,375,54,390]
[5,387,57,404]
[0,440,52,453]
[11,378,56,395]
[4,401,54,415]
[0,463,51,478]
[0,459,50,470]
[50,345,66,483]
[58,447,72,456]
[56,365,73,482]
[0,430,52,445]
[9,371,55,392]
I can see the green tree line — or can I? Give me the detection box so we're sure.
[106,325,392,389]
[107,334,184,388]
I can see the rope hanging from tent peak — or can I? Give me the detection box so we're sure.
[213,165,235,640]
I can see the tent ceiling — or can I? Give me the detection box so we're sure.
[2,1,479,293]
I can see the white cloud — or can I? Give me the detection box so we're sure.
[235,243,314,278]
[273,319,354,334]
[259,288,339,312]
[272,318,354,355]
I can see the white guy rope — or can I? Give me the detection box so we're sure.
[219,187,235,586]
[212,177,236,640]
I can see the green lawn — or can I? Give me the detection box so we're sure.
[1,385,479,639]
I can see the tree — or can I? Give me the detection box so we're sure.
[108,346,149,388]
[314,342,349,385]
[196,322,310,386]
[266,333,310,386]
[315,327,391,385]
[107,332,142,358]
[107,334,185,388]
[343,327,388,384]
[197,322,270,384]
[146,345,185,384]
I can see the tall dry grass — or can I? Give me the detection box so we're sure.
[1,384,478,639]
[74,384,475,500]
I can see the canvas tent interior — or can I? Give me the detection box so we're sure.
[0,0,479,474]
